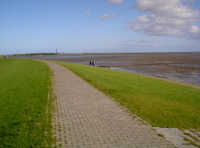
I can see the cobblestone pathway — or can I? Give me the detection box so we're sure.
[47,62,175,148]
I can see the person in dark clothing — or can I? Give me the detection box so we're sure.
[89,56,96,66]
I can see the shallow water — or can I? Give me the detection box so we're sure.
[17,53,200,87]
[110,67,200,86]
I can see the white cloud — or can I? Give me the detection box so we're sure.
[108,0,124,4]
[100,14,119,20]
[130,0,200,38]
[84,10,92,14]
[190,25,200,33]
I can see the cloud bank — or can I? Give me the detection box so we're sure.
[109,0,124,4]
[130,0,200,38]
[101,14,119,20]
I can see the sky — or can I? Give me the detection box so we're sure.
[0,0,200,54]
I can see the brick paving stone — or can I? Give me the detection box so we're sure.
[46,62,175,148]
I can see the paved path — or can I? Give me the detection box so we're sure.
[46,62,175,148]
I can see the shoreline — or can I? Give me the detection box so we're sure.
[12,52,200,87]
[107,66,200,89]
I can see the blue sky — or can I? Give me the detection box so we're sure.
[0,0,200,54]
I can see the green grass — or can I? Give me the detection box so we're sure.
[0,59,54,148]
[56,61,200,129]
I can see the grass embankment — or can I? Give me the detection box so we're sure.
[56,61,200,129]
[0,59,53,148]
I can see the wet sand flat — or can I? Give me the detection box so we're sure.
[18,52,200,86]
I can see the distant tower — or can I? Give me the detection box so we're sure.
[56,48,58,54]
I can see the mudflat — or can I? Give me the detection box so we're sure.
[18,52,200,86]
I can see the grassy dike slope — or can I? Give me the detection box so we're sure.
[56,61,200,129]
[0,59,53,148]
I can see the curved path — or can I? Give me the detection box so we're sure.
[46,62,175,148]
